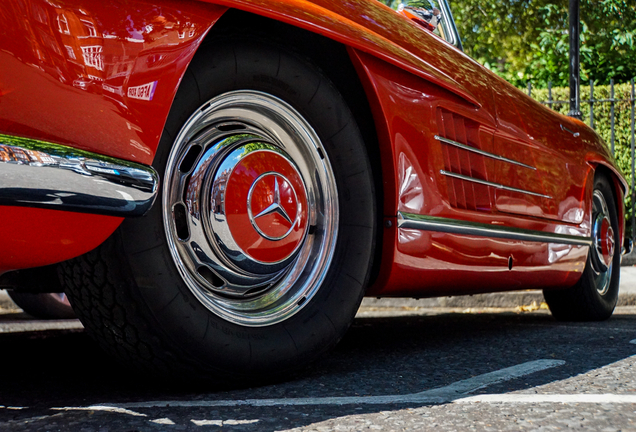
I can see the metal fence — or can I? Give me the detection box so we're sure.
[526,79,636,247]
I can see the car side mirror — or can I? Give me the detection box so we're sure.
[397,4,442,31]
[394,1,463,51]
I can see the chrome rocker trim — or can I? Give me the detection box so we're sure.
[434,135,536,170]
[397,212,593,246]
[441,170,553,199]
[0,134,158,217]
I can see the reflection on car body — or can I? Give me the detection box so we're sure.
[0,0,629,384]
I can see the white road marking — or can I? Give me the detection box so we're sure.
[191,419,259,426]
[52,406,147,417]
[630,339,636,344]
[80,359,564,410]
[455,394,636,404]
[192,419,222,426]
[0,320,83,334]
[524,324,635,333]
[151,418,175,425]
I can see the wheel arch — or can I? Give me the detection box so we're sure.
[192,8,387,285]
[590,162,627,247]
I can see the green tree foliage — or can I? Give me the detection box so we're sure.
[448,0,636,88]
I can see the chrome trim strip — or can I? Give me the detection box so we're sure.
[397,212,592,246]
[441,170,553,199]
[0,134,158,217]
[434,135,536,170]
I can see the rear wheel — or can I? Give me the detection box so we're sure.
[543,174,620,321]
[8,291,75,320]
[62,40,376,382]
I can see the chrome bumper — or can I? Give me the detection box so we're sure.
[0,134,158,217]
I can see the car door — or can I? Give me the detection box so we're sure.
[488,76,587,225]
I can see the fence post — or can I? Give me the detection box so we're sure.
[610,79,615,155]
[589,80,594,129]
[527,82,532,97]
[568,0,582,119]
[631,78,635,243]
[548,81,553,108]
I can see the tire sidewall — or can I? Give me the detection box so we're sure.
[583,175,621,311]
[118,39,376,377]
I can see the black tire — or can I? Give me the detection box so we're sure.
[543,174,621,321]
[8,291,75,320]
[62,39,376,383]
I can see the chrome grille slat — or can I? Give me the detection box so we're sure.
[435,135,536,170]
[440,170,553,199]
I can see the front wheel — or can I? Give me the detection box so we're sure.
[62,40,377,383]
[543,174,621,321]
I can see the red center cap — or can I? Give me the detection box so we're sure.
[600,218,615,266]
[224,150,308,264]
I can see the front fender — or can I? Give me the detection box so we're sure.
[200,0,487,110]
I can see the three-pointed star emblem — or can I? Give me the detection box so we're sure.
[253,177,293,225]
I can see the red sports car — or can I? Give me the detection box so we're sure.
[0,0,629,383]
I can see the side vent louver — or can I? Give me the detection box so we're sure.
[436,109,491,212]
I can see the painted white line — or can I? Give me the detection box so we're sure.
[82,359,564,410]
[52,406,147,417]
[524,324,635,333]
[0,320,83,334]
[151,418,175,425]
[630,339,636,344]
[191,419,259,426]
[422,359,565,397]
[192,420,223,426]
[455,394,636,404]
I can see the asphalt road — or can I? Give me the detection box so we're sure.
[1,298,636,431]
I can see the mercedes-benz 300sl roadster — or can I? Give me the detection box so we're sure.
[0,0,629,383]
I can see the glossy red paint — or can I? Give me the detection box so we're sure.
[350,49,588,297]
[489,76,588,224]
[0,206,122,274]
[225,150,308,263]
[200,0,626,247]
[0,0,627,299]
[599,218,615,268]
[0,0,226,165]
[200,0,492,111]
[0,0,226,274]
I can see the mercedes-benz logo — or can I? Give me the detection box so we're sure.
[247,172,299,241]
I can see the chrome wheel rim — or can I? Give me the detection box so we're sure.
[590,190,615,296]
[163,91,338,327]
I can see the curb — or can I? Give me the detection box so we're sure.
[622,252,636,266]
[361,290,636,310]
[362,266,636,309]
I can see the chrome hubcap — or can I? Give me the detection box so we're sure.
[163,91,338,326]
[590,190,615,295]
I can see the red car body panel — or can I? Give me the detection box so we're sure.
[0,207,122,273]
[0,0,226,273]
[200,0,491,110]
[350,51,589,296]
[0,0,627,298]
[0,0,226,164]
